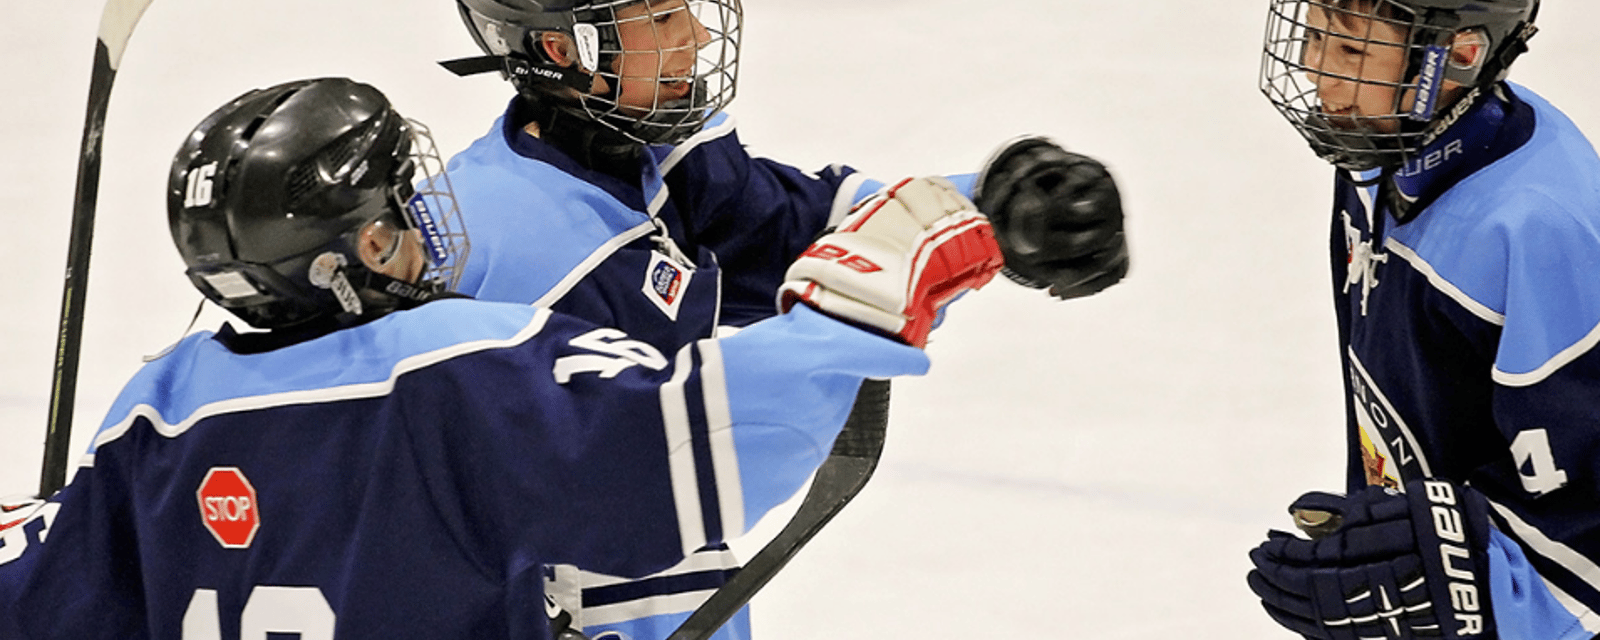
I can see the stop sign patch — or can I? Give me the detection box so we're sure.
[197,467,260,549]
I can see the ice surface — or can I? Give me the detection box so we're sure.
[5,2,1598,637]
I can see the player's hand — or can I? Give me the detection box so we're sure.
[778,176,1004,348]
[974,136,1128,300]
[1247,479,1497,640]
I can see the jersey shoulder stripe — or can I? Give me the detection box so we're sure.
[87,301,552,460]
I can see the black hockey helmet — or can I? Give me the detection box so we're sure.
[1260,0,1539,170]
[446,0,742,145]
[168,77,469,330]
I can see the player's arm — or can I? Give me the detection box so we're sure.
[1248,479,1591,640]
[479,177,1003,575]
[0,478,145,638]
[765,135,1131,303]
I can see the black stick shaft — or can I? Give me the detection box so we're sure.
[39,40,118,499]
[39,0,152,497]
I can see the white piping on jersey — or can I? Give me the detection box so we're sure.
[81,308,556,469]
[1544,581,1600,637]
[1347,350,1434,477]
[555,547,740,627]
[532,221,657,309]
[830,170,873,228]
[695,339,745,535]
[659,346,708,555]
[647,180,671,218]
[1488,499,1600,632]
[1385,235,1600,387]
[657,114,739,176]
[584,591,718,627]
[657,339,743,555]
[575,546,739,589]
[1383,239,1506,326]
[1352,173,1379,231]
[1493,318,1600,388]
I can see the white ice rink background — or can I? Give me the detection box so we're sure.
[5,1,1600,637]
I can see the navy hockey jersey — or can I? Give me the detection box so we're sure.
[0,301,928,639]
[1330,82,1600,635]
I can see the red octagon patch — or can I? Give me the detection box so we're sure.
[197,467,260,549]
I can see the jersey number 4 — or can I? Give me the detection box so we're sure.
[1510,429,1568,497]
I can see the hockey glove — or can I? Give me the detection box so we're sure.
[973,136,1128,300]
[778,176,1004,348]
[1247,479,1497,640]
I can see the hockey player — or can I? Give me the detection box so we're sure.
[0,77,1006,639]
[438,2,1129,636]
[1248,1,1600,639]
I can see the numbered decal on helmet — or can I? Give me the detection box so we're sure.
[184,161,219,208]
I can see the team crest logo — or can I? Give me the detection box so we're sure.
[642,251,692,320]
[1342,211,1387,316]
[1348,352,1427,489]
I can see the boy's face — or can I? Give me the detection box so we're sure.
[1301,3,1411,134]
[607,0,711,115]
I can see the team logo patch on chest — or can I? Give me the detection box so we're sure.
[197,467,260,549]
[642,250,693,321]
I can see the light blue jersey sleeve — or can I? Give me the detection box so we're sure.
[718,305,928,531]
[1488,529,1594,640]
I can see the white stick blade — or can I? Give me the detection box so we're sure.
[98,0,155,69]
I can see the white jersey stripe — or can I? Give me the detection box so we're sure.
[1385,239,1506,325]
[83,308,556,467]
[581,590,717,627]
[658,114,738,175]
[695,339,744,537]
[531,221,657,309]
[660,346,708,554]
[1493,317,1600,387]
[574,547,739,590]
[1489,499,1600,629]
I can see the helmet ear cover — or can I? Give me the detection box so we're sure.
[184,243,360,330]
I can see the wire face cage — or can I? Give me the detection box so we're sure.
[1260,0,1438,171]
[581,0,742,145]
[400,118,472,294]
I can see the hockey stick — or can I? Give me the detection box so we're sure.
[667,378,892,640]
[38,0,155,499]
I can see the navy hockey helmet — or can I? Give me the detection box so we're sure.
[449,0,742,145]
[168,77,470,330]
[1260,0,1539,170]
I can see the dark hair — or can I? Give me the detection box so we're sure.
[1320,0,1411,33]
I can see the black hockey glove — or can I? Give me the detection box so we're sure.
[973,137,1128,300]
[1247,479,1497,640]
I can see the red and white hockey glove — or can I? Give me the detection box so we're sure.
[778,176,1004,348]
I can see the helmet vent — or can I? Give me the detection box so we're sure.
[283,127,367,205]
